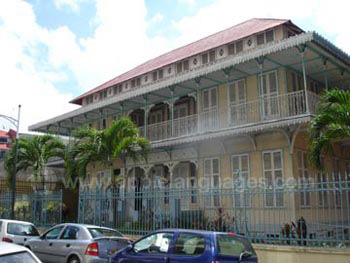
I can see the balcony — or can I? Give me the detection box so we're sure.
[138,90,319,143]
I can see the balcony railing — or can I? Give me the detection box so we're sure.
[138,90,319,142]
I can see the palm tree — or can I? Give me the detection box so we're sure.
[65,117,149,186]
[4,135,66,190]
[66,117,149,226]
[308,89,350,170]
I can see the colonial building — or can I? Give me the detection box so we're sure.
[29,19,350,239]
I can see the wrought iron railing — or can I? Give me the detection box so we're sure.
[0,190,63,227]
[78,175,350,247]
[139,91,319,142]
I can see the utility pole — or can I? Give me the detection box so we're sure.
[10,105,21,219]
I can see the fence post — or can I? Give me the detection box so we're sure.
[59,190,63,224]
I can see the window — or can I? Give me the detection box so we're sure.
[263,150,284,207]
[60,226,80,240]
[177,60,189,73]
[259,71,279,118]
[183,60,189,71]
[201,50,216,65]
[202,87,218,110]
[177,62,183,73]
[99,90,107,100]
[158,69,163,79]
[257,33,265,45]
[257,30,274,45]
[152,71,158,81]
[7,223,39,236]
[228,43,235,55]
[88,228,123,238]
[0,252,40,263]
[216,234,256,256]
[174,233,205,255]
[266,30,274,42]
[229,79,247,124]
[99,118,106,130]
[297,151,311,207]
[235,41,243,53]
[131,79,136,88]
[133,232,174,254]
[201,53,208,64]
[44,226,64,239]
[202,87,218,130]
[86,95,93,104]
[136,78,141,86]
[232,154,250,207]
[209,50,216,62]
[204,158,220,206]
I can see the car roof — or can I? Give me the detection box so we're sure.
[53,223,119,230]
[0,242,29,255]
[156,229,246,238]
[0,219,35,225]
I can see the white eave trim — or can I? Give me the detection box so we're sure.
[29,32,315,131]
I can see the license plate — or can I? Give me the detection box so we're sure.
[108,249,116,255]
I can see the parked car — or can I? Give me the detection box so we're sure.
[0,219,40,245]
[25,223,131,263]
[0,241,42,263]
[110,229,258,263]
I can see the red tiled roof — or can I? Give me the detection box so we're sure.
[0,130,10,138]
[0,144,10,150]
[71,18,299,105]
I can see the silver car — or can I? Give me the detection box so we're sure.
[0,241,42,263]
[25,223,130,263]
[0,219,40,245]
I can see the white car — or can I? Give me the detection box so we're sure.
[0,219,40,245]
[0,241,42,262]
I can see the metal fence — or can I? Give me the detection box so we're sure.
[78,176,350,248]
[0,190,63,227]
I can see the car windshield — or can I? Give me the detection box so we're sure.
[7,223,39,236]
[88,228,123,238]
[216,234,256,256]
[0,251,39,263]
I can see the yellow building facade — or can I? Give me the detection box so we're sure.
[29,19,350,241]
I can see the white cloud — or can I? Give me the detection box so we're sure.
[0,0,78,132]
[171,0,350,54]
[150,13,164,24]
[53,0,89,12]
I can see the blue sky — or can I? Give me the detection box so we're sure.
[0,0,349,132]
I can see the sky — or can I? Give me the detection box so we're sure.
[0,0,349,132]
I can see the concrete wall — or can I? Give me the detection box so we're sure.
[254,244,350,263]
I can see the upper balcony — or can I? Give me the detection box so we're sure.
[28,32,350,146]
[133,90,319,146]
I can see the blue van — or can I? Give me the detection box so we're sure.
[110,229,257,263]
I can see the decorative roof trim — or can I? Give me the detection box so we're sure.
[29,33,315,132]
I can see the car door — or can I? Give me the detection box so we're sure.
[32,225,65,263]
[168,232,211,263]
[52,226,81,263]
[122,232,174,263]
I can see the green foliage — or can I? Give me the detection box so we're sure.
[65,117,149,183]
[308,89,350,170]
[4,135,65,188]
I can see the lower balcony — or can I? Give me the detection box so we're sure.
[138,90,318,142]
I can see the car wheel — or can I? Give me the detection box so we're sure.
[68,255,80,263]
